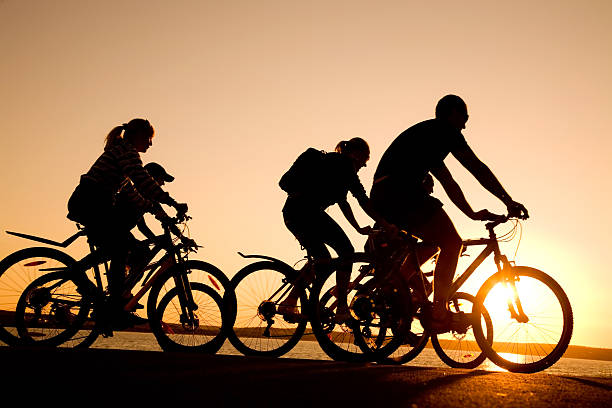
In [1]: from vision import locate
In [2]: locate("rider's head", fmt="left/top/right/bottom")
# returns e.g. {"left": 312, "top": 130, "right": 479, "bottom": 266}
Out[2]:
{"left": 435, "top": 95, "right": 469, "bottom": 131}
{"left": 105, "top": 118, "right": 155, "bottom": 153}
{"left": 144, "top": 162, "right": 174, "bottom": 186}
{"left": 335, "top": 137, "right": 370, "bottom": 171}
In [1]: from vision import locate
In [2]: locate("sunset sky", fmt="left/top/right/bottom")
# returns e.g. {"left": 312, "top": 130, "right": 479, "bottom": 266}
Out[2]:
{"left": 1, "top": 1, "right": 610, "bottom": 348}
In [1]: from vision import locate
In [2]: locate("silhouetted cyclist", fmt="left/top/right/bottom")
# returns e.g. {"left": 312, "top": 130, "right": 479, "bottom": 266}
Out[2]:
{"left": 370, "top": 95, "right": 528, "bottom": 333}
{"left": 279, "top": 138, "right": 397, "bottom": 322}
{"left": 67, "top": 119, "right": 188, "bottom": 327}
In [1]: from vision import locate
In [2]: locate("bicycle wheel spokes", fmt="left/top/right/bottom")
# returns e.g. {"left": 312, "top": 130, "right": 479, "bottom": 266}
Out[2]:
{"left": 431, "top": 292, "right": 491, "bottom": 369}
{"left": 475, "top": 267, "right": 573, "bottom": 373}
{"left": 311, "top": 255, "right": 387, "bottom": 362}
{"left": 228, "top": 262, "right": 307, "bottom": 357}
{"left": 380, "top": 317, "right": 429, "bottom": 365}
{"left": 16, "top": 272, "right": 90, "bottom": 346}
{"left": 0, "top": 248, "right": 80, "bottom": 345}
{"left": 155, "top": 282, "right": 224, "bottom": 352}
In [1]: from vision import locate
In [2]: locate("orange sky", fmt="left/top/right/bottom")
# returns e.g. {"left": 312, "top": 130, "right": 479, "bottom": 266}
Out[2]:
{"left": 1, "top": 1, "right": 611, "bottom": 348}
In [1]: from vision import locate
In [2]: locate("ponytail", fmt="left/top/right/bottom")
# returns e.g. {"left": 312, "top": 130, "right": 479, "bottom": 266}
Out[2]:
{"left": 335, "top": 137, "right": 369, "bottom": 156}
{"left": 103, "top": 119, "right": 153, "bottom": 150}
{"left": 104, "top": 125, "right": 125, "bottom": 150}
{"left": 335, "top": 140, "right": 349, "bottom": 154}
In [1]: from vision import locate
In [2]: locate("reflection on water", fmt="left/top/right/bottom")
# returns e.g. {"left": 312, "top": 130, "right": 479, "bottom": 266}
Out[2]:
{"left": 73, "top": 331, "right": 612, "bottom": 378}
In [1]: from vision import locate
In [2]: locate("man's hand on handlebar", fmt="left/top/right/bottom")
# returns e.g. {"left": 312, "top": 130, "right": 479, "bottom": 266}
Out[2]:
{"left": 180, "top": 236, "right": 198, "bottom": 250}
{"left": 173, "top": 202, "right": 188, "bottom": 218}
{"left": 507, "top": 200, "right": 529, "bottom": 220}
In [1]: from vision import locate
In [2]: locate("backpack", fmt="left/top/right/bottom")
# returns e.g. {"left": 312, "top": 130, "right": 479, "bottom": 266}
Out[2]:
{"left": 279, "top": 148, "right": 327, "bottom": 194}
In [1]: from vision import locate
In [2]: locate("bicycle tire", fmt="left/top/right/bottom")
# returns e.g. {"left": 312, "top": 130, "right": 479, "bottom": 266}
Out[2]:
{"left": 430, "top": 292, "right": 492, "bottom": 369}
{"left": 352, "top": 277, "right": 429, "bottom": 365}
{"left": 149, "top": 282, "right": 224, "bottom": 352}
{"left": 147, "top": 260, "right": 231, "bottom": 353}
{"left": 225, "top": 261, "right": 308, "bottom": 357}
{"left": 15, "top": 271, "right": 91, "bottom": 347}
{"left": 472, "top": 266, "right": 573, "bottom": 373}
{"left": 0, "top": 247, "right": 78, "bottom": 345}
{"left": 310, "top": 253, "right": 393, "bottom": 362}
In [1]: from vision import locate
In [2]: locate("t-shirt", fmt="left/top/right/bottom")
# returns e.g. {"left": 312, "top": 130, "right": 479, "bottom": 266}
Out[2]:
{"left": 373, "top": 119, "right": 469, "bottom": 193}
{"left": 286, "top": 151, "right": 368, "bottom": 211}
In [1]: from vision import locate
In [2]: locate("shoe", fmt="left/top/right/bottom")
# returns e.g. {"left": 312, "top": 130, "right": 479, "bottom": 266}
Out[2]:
{"left": 113, "top": 311, "right": 148, "bottom": 330}
{"left": 122, "top": 294, "right": 144, "bottom": 311}
{"left": 76, "top": 279, "right": 97, "bottom": 298}
{"left": 334, "top": 306, "right": 353, "bottom": 324}
{"left": 396, "top": 318, "right": 419, "bottom": 345}
{"left": 448, "top": 311, "right": 470, "bottom": 334}
{"left": 427, "top": 311, "right": 470, "bottom": 334}
{"left": 277, "top": 304, "right": 304, "bottom": 324}
{"left": 421, "top": 303, "right": 451, "bottom": 334}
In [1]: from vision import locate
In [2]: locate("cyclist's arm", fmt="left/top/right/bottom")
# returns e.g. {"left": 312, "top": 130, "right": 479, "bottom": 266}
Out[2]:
{"left": 338, "top": 200, "right": 364, "bottom": 232}
{"left": 453, "top": 146, "right": 528, "bottom": 217}
{"left": 349, "top": 179, "right": 398, "bottom": 234}
{"left": 452, "top": 146, "right": 513, "bottom": 204}
{"left": 136, "top": 217, "right": 156, "bottom": 241}
{"left": 431, "top": 163, "right": 479, "bottom": 219}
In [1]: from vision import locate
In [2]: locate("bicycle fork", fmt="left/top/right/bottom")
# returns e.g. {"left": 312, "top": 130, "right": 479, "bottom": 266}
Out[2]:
{"left": 173, "top": 270, "right": 199, "bottom": 330}
{"left": 498, "top": 256, "right": 529, "bottom": 324}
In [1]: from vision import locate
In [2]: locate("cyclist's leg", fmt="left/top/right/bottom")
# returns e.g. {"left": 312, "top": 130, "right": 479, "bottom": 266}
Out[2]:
{"left": 410, "top": 206, "right": 463, "bottom": 322}
{"left": 281, "top": 206, "right": 330, "bottom": 312}
{"left": 317, "top": 214, "right": 355, "bottom": 318}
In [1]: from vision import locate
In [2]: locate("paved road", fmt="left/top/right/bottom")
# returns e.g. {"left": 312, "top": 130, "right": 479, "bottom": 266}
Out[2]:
{"left": 1, "top": 347, "right": 610, "bottom": 407}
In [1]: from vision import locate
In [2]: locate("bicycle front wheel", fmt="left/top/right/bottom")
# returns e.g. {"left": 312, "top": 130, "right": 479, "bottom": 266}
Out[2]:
{"left": 227, "top": 261, "right": 308, "bottom": 357}
{"left": 473, "top": 266, "right": 573, "bottom": 373}
{"left": 430, "top": 292, "right": 492, "bottom": 369}
{"left": 147, "top": 261, "right": 230, "bottom": 353}
{"left": 149, "top": 282, "right": 224, "bottom": 352}
{"left": 15, "top": 271, "right": 91, "bottom": 347}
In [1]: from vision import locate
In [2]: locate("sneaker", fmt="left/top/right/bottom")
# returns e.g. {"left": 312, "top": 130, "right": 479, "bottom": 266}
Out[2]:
{"left": 448, "top": 311, "right": 470, "bottom": 334}
{"left": 334, "top": 306, "right": 353, "bottom": 324}
{"left": 277, "top": 304, "right": 304, "bottom": 324}
{"left": 122, "top": 294, "right": 144, "bottom": 311}
{"left": 76, "top": 279, "right": 97, "bottom": 298}
{"left": 113, "top": 311, "right": 148, "bottom": 330}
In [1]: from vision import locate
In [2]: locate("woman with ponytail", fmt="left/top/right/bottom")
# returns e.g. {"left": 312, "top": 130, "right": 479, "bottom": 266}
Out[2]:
{"left": 278, "top": 137, "right": 397, "bottom": 322}
{"left": 67, "top": 118, "right": 188, "bottom": 326}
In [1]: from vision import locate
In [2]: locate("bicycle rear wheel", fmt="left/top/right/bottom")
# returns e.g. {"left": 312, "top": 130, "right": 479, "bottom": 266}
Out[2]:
{"left": 15, "top": 271, "right": 91, "bottom": 347}
{"left": 473, "top": 266, "right": 573, "bottom": 373}
{"left": 430, "top": 292, "right": 492, "bottom": 369}
{"left": 310, "top": 254, "right": 396, "bottom": 362}
{"left": 226, "top": 261, "right": 308, "bottom": 357}
{"left": 0, "top": 247, "right": 77, "bottom": 345}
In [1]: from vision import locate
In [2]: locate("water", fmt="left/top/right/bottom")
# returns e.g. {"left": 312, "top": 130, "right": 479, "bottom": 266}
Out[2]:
{"left": 87, "top": 331, "right": 612, "bottom": 378}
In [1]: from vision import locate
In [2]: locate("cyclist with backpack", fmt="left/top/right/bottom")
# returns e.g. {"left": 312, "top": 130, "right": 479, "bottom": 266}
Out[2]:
{"left": 278, "top": 137, "right": 397, "bottom": 322}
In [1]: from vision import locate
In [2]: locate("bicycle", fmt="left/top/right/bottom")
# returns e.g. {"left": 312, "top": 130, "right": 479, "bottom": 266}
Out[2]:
{"left": 223, "top": 251, "right": 387, "bottom": 360}
{"left": 338, "top": 214, "right": 573, "bottom": 373}
{"left": 328, "top": 227, "right": 492, "bottom": 368}
{"left": 10, "top": 213, "right": 234, "bottom": 353}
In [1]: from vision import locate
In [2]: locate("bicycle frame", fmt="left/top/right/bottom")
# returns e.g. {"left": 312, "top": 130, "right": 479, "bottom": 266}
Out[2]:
{"left": 446, "top": 224, "right": 528, "bottom": 323}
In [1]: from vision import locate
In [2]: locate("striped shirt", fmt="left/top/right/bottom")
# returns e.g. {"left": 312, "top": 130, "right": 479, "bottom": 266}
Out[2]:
{"left": 81, "top": 139, "right": 173, "bottom": 206}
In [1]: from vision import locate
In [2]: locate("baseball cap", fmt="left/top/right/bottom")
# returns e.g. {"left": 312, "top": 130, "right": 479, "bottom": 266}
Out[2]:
{"left": 144, "top": 162, "right": 174, "bottom": 182}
